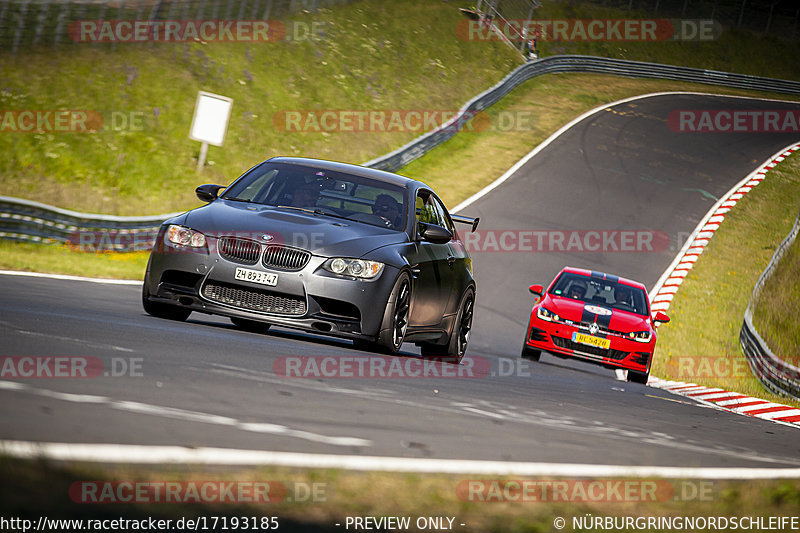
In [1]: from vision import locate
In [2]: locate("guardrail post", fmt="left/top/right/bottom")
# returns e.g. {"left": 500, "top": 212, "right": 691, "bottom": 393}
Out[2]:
{"left": 794, "top": 8, "right": 799, "bottom": 41}
{"left": 12, "top": 0, "right": 29, "bottom": 54}
{"left": 737, "top": 0, "right": 747, "bottom": 28}
{"left": 32, "top": 0, "right": 48, "bottom": 46}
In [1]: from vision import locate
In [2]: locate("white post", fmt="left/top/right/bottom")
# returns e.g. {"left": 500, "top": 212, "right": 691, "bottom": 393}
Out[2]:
{"left": 197, "top": 142, "right": 209, "bottom": 172}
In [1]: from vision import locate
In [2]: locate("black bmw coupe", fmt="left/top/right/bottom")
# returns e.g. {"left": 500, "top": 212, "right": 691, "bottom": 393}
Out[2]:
{"left": 143, "top": 157, "right": 479, "bottom": 361}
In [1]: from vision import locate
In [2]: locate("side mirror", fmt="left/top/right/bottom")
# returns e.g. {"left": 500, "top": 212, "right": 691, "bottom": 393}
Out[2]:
{"left": 529, "top": 284, "right": 544, "bottom": 296}
{"left": 196, "top": 184, "right": 226, "bottom": 203}
{"left": 419, "top": 223, "right": 452, "bottom": 244}
{"left": 653, "top": 311, "right": 670, "bottom": 325}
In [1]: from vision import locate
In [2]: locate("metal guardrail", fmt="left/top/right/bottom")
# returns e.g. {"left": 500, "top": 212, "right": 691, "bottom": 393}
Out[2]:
{"left": 0, "top": 196, "right": 179, "bottom": 251}
{"left": 3, "top": 55, "right": 800, "bottom": 250}
{"left": 364, "top": 55, "right": 800, "bottom": 172}
{"left": 740, "top": 211, "right": 800, "bottom": 400}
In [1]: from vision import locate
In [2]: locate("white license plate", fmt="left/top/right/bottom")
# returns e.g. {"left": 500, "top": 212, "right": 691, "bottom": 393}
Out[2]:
{"left": 235, "top": 267, "right": 278, "bottom": 286}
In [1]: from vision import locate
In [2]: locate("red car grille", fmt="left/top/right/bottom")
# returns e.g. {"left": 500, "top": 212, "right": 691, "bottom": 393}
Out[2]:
{"left": 552, "top": 336, "right": 629, "bottom": 360}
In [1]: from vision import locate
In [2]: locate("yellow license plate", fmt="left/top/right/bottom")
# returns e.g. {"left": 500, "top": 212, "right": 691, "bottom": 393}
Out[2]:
{"left": 572, "top": 332, "right": 610, "bottom": 350}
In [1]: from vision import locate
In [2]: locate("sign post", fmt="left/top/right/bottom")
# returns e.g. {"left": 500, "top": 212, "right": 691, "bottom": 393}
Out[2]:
{"left": 189, "top": 91, "right": 233, "bottom": 172}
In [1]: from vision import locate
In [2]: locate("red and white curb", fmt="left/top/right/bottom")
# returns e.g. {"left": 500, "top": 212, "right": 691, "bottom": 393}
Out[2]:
{"left": 649, "top": 377, "right": 800, "bottom": 429}
{"left": 648, "top": 141, "right": 800, "bottom": 429}
{"left": 650, "top": 142, "right": 800, "bottom": 312}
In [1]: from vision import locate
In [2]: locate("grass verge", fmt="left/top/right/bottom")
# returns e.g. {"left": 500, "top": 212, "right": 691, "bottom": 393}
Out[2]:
{"left": 2, "top": 457, "right": 800, "bottom": 532}
{"left": 652, "top": 151, "right": 800, "bottom": 406}
{"left": 0, "top": 241, "right": 148, "bottom": 280}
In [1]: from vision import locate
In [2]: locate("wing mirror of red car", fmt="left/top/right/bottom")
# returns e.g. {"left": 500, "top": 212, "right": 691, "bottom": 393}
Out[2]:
{"left": 196, "top": 184, "right": 226, "bottom": 203}
{"left": 653, "top": 311, "right": 670, "bottom": 325}
{"left": 529, "top": 284, "right": 544, "bottom": 297}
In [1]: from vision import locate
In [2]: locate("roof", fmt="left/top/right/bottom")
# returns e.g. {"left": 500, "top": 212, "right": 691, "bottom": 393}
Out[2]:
{"left": 267, "top": 156, "right": 423, "bottom": 189}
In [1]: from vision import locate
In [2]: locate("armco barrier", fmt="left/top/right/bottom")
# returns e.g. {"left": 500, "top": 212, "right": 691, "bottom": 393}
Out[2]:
{"left": 740, "top": 211, "right": 800, "bottom": 400}
{"left": 364, "top": 55, "right": 800, "bottom": 172}
{"left": 3, "top": 55, "right": 800, "bottom": 249}
{"left": 0, "top": 196, "right": 179, "bottom": 250}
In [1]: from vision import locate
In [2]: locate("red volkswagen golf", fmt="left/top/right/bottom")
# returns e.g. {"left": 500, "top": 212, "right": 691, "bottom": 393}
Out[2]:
{"left": 521, "top": 267, "right": 669, "bottom": 384}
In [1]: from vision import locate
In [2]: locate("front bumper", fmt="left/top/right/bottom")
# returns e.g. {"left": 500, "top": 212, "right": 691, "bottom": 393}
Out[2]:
{"left": 144, "top": 236, "right": 399, "bottom": 340}
{"left": 525, "top": 314, "right": 652, "bottom": 372}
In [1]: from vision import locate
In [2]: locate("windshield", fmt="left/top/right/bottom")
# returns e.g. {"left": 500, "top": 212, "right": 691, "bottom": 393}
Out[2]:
{"left": 550, "top": 272, "right": 649, "bottom": 316}
{"left": 222, "top": 162, "right": 408, "bottom": 231}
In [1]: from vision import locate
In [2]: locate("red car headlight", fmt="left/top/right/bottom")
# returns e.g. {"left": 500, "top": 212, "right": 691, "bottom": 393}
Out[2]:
{"left": 628, "top": 330, "right": 652, "bottom": 343}
{"left": 536, "top": 306, "right": 560, "bottom": 322}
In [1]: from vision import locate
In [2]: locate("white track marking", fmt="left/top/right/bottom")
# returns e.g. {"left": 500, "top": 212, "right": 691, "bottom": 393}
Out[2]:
{"left": 0, "top": 380, "right": 371, "bottom": 448}
{"left": 2, "top": 440, "right": 799, "bottom": 478}
{"left": 0, "top": 270, "right": 141, "bottom": 285}
{"left": 14, "top": 329, "right": 134, "bottom": 353}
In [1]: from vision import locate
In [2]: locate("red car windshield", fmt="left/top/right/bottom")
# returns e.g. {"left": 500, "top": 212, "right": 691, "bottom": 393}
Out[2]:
{"left": 550, "top": 273, "right": 649, "bottom": 316}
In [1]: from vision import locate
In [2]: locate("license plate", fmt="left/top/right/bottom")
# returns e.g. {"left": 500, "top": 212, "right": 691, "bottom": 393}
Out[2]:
{"left": 572, "top": 332, "right": 610, "bottom": 350}
{"left": 235, "top": 267, "right": 278, "bottom": 286}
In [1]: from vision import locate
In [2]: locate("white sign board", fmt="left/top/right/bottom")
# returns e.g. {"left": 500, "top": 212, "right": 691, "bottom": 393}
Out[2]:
{"left": 190, "top": 91, "right": 233, "bottom": 147}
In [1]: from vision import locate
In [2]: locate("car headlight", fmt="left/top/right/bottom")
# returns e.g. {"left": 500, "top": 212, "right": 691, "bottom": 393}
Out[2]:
{"left": 323, "top": 258, "right": 384, "bottom": 279}
{"left": 166, "top": 225, "right": 207, "bottom": 248}
{"left": 537, "top": 306, "right": 559, "bottom": 322}
{"left": 628, "top": 330, "right": 652, "bottom": 343}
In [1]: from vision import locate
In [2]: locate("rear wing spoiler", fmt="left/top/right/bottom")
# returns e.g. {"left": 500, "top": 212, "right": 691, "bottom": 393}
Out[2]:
{"left": 451, "top": 214, "right": 480, "bottom": 232}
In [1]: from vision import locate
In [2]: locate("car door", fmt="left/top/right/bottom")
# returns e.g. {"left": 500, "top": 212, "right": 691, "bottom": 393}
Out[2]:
{"left": 406, "top": 191, "right": 457, "bottom": 328}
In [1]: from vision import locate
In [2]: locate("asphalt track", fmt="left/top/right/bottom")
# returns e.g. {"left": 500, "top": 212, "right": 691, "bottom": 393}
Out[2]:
{"left": 2, "top": 93, "right": 800, "bottom": 470}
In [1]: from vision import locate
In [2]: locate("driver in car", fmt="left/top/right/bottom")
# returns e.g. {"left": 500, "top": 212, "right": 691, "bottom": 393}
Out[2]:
{"left": 372, "top": 194, "right": 402, "bottom": 229}
{"left": 291, "top": 180, "right": 321, "bottom": 208}
{"left": 568, "top": 280, "right": 587, "bottom": 300}
{"left": 614, "top": 285, "right": 632, "bottom": 307}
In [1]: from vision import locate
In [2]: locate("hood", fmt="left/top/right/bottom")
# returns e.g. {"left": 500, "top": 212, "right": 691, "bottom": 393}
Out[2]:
{"left": 185, "top": 200, "right": 408, "bottom": 257}
{"left": 541, "top": 294, "right": 651, "bottom": 332}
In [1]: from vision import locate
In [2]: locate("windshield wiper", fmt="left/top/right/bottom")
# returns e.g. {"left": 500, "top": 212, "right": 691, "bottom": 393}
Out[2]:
{"left": 224, "top": 197, "right": 253, "bottom": 203}
{"left": 313, "top": 208, "right": 353, "bottom": 222}
{"left": 275, "top": 205, "right": 315, "bottom": 214}
{"left": 275, "top": 205, "right": 352, "bottom": 223}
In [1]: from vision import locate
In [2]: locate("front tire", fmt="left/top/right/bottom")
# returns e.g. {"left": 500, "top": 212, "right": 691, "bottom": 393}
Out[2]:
{"left": 377, "top": 272, "right": 411, "bottom": 354}
{"left": 627, "top": 369, "right": 649, "bottom": 384}
{"left": 521, "top": 345, "right": 541, "bottom": 362}
{"left": 142, "top": 276, "right": 191, "bottom": 321}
